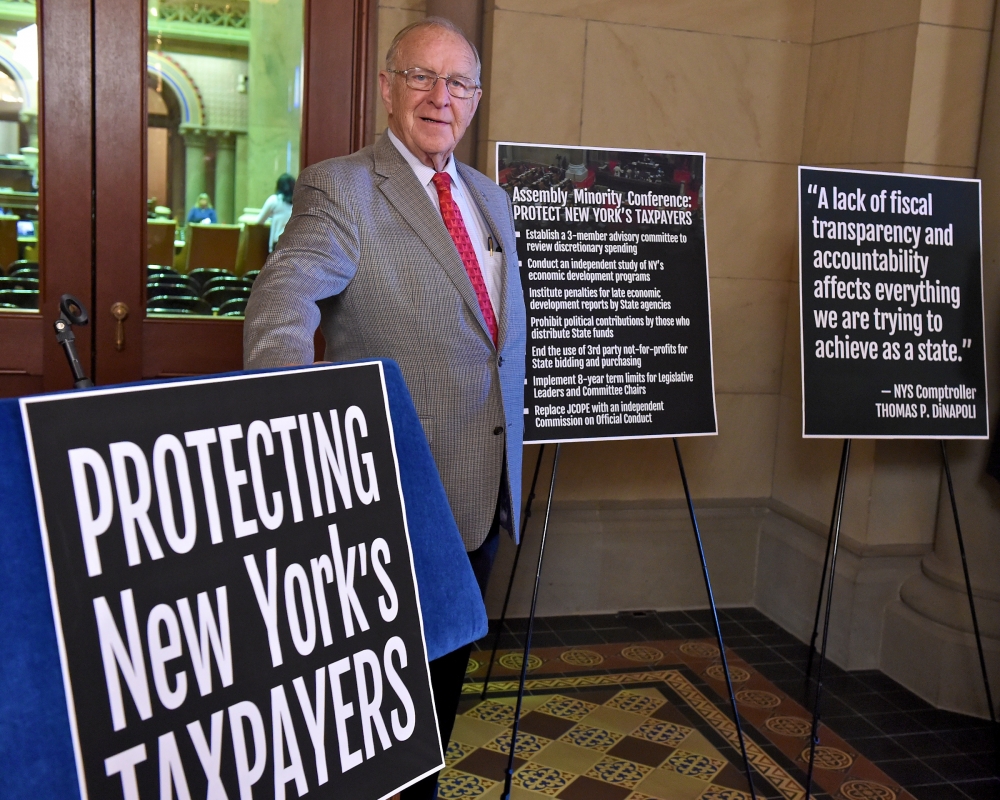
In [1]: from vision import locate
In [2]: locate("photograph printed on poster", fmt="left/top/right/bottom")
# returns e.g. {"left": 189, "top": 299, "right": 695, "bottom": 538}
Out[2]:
{"left": 497, "top": 142, "right": 717, "bottom": 443}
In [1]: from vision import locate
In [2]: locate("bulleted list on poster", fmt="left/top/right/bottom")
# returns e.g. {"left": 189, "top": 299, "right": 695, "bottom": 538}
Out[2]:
{"left": 497, "top": 142, "right": 717, "bottom": 443}
{"left": 20, "top": 363, "right": 442, "bottom": 800}
{"left": 799, "top": 166, "right": 988, "bottom": 438}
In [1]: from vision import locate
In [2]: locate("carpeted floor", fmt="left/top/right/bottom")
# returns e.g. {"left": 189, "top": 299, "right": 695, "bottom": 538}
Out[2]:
{"left": 446, "top": 609, "right": 997, "bottom": 800}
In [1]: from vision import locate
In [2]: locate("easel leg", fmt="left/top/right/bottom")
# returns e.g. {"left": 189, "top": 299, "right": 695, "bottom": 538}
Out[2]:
{"left": 501, "top": 444, "right": 561, "bottom": 800}
{"left": 481, "top": 444, "right": 547, "bottom": 699}
{"left": 940, "top": 440, "right": 997, "bottom": 723}
{"left": 805, "top": 440, "right": 850, "bottom": 691}
{"left": 806, "top": 439, "right": 851, "bottom": 800}
{"left": 673, "top": 438, "right": 757, "bottom": 800}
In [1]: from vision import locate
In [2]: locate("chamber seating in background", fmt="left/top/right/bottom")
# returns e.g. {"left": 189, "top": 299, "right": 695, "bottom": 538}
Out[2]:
{"left": 236, "top": 222, "right": 270, "bottom": 276}
{"left": 147, "top": 219, "right": 177, "bottom": 268}
{"left": 0, "top": 274, "right": 38, "bottom": 291}
{"left": 0, "top": 256, "right": 39, "bottom": 308}
{"left": 187, "top": 268, "right": 230, "bottom": 293}
{"left": 147, "top": 282, "right": 197, "bottom": 298}
{"left": 0, "top": 288, "right": 38, "bottom": 309}
{"left": 203, "top": 282, "right": 251, "bottom": 311}
{"left": 147, "top": 264, "right": 178, "bottom": 279}
{"left": 8, "top": 260, "right": 37, "bottom": 277}
{"left": 183, "top": 223, "right": 240, "bottom": 274}
{"left": 218, "top": 296, "right": 249, "bottom": 316}
{"left": 145, "top": 266, "right": 253, "bottom": 316}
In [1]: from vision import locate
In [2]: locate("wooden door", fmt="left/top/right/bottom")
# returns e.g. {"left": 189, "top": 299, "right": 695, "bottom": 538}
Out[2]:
{"left": 0, "top": 0, "right": 375, "bottom": 398}
{"left": 0, "top": 0, "right": 94, "bottom": 397}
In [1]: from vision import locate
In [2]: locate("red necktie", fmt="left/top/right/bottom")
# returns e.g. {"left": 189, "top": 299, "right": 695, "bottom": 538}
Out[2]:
{"left": 431, "top": 171, "right": 498, "bottom": 345}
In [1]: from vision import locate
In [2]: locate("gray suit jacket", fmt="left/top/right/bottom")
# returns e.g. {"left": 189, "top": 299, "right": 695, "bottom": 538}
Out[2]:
{"left": 243, "top": 134, "right": 526, "bottom": 551}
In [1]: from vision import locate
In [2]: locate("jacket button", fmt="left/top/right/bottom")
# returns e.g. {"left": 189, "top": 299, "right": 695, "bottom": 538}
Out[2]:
{"left": 493, "top": 426, "right": 504, "bottom": 435}
{"left": 497, "top": 355, "right": 504, "bottom": 367}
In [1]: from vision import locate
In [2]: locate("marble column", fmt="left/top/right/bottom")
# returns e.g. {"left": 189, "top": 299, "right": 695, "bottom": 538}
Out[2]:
{"left": 234, "top": 133, "right": 249, "bottom": 219}
{"left": 246, "top": 0, "right": 303, "bottom": 207}
{"left": 182, "top": 129, "right": 208, "bottom": 220}
{"left": 882, "top": 11, "right": 1000, "bottom": 718}
{"left": 565, "top": 150, "right": 587, "bottom": 183}
{"left": 214, "top": 133, "right": 236, "bottom": 224}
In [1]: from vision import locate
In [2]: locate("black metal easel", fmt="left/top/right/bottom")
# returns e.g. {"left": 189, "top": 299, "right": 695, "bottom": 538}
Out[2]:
{"left": 802, "top": 438, "right": 996, "bottom": 799}
{"left": 497, "top": 440, "right": 759, "bottom": 800}
{"left": 804, "top": 440, "right": 851, "bottom": 685}
{"left": 673, "top": 438, "right": 758, "bottom": 800}
{"left": 481, "top": 444, "right": 546, "bottom": 699}
{"left": 501, "top": 444, "right": 561, "bottom": 800}
{"left": 939, "top": 440, "right": 996, "bottom": 724}
{"left": 803, "top": 439, "right": 851, "bottom": 800}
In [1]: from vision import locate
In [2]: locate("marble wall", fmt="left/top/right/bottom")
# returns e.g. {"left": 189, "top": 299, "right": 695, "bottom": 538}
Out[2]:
{"left": 482, "top": 2, "right": 811, "bottom": 503}
{"left": 373, "top": 0, "right": 1000, "bottom": 715}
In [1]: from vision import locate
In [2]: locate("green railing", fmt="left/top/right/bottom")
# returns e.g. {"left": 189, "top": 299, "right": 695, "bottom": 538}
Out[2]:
{"left": 155, "top": 1, "right": 248, "bottom": 30}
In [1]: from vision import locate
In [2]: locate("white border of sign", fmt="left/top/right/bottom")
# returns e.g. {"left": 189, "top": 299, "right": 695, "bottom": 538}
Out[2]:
{"left": 497, "top": 140, "right": 719, "bottom": 444}
{"left": 19, "top": 362, "right": 444, "bottom": 800}
{"left": 798, "top": 165, "right": 989, "bottom": 440}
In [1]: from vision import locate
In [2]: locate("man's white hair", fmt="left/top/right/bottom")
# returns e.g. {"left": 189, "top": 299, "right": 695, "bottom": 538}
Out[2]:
{"left": 385, "top": 16, "right": 481, "bottom": 81}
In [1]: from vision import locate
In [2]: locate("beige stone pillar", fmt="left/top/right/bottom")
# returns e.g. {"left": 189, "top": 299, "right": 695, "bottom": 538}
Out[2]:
{"left": 214, "top": 132, "right": 236, "bottom": 224}
{"left": 182, "top": 129, "right": 208, "bottom": 220}
{"left": 883, "top": 5, "right": 1000, "bottom": 718}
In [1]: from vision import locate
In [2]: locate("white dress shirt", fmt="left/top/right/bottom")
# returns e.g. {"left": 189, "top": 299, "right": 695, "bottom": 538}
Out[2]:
{"left": 387, "top": 129, "right": 502, "bottom": 316}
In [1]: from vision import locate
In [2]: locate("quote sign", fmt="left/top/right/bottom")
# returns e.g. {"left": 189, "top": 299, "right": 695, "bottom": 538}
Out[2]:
{"left": 799, "top": 166, "right": 988, "bottom": 438}
{"left": 21, "top": 363, "right": 441, "bottom": 800}
{"left": 497, "top": 142, "right": 717, "bottom": 443}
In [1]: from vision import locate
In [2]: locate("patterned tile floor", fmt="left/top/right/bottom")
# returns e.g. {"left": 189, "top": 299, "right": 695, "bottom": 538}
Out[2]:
{"left": 447, "top": 684, "right": 762, "bottom": 800}
{"left": 462, "top": 608, "right": 997, "bottom": 800}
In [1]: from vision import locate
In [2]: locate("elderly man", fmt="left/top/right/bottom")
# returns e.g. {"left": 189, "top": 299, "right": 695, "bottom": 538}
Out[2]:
{"left": 243, "top": 17, "right": 525, "bottom": 797}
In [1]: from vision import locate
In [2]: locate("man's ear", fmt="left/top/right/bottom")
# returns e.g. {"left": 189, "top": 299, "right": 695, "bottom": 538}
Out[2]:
{"left": 378, "top": 71, "right": 393, "bottom": 116}
{"left": 470, "top": 88, "right": 482, "bottom": 118}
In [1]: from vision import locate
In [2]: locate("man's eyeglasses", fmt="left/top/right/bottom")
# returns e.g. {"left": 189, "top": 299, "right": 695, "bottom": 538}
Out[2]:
{"left": 387, "top": 67, "right": 480, "bottom": 99}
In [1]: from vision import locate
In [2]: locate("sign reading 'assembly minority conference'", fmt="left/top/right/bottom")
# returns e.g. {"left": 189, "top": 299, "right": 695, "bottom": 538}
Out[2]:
{"left": 21, "top": 364, "right": 441, "bottom": 800}
{"left": 799, "top": 166, "right": 988, "bottom": 438}
{"left": 498, "top": 142, "right": 717, "bottom": 443}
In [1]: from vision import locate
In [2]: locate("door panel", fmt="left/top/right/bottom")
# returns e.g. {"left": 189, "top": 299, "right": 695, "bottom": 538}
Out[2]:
{"left": 0, "top": 0, "right": 93, "bottom": 397}
{"left": 94, "top": 0, "right": 145, "bottom": 386}
{"left": 142, "top": 316, "right": 242, "bottom": 377}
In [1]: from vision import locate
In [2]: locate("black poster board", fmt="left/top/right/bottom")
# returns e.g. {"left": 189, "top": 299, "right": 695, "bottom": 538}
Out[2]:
{"left": 20, "top": 363, "right": 442, "bottom": 800}
{"left": 799, "top": 167, "right": 988, "bottom": 438}
{"left": 497, "top": 142, "right": 717, "bottom": 443}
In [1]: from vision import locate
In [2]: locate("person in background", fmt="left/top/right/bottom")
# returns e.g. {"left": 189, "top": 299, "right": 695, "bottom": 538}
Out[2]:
{"left": 256, "top": 173, "right": 295, "bottom": 251}
{"left": 187, "top": 193, "right": 217, "bottom": 224}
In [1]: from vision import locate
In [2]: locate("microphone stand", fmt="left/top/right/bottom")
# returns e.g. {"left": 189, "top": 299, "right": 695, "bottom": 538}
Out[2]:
{"left": 53, "top": 294, "right": 93, "bottom": 388}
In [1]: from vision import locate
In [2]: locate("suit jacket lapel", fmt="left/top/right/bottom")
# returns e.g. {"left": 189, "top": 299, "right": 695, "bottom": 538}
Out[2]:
{"left": 373, "top": 136, "right": 495, "bottom": 348}
{"left": 458, "top": 162, "right": 518, "bottom": 352}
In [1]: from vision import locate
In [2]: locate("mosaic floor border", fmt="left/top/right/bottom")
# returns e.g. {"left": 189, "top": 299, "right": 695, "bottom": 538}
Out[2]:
{"left": 457, "top": 639, "right": 917, "bottom": 800}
